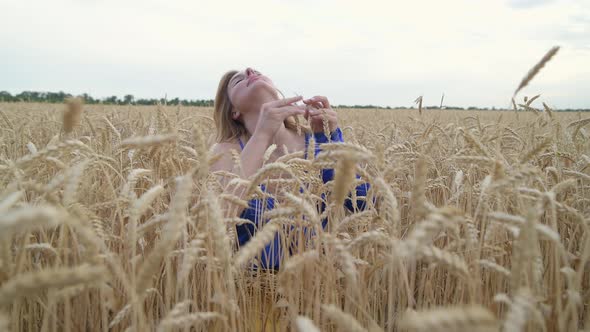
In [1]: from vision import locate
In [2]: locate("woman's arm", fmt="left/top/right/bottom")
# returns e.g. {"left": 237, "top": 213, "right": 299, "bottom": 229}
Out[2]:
{"left": 239, "top": 131, "right": 274, "bottom": 179}
{"left": 211, "top": 97, "right": 309, "bottom": 217}
{"left": 212, "top": 143, "right": 284, "bottom": 270}
{"left": 210, "top": 135, "right": 271, "bottom": 220}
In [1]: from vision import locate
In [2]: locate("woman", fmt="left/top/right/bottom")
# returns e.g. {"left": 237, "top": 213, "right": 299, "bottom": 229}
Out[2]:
{"left": 210, "top": 67, "right": 371, "bottom": 270}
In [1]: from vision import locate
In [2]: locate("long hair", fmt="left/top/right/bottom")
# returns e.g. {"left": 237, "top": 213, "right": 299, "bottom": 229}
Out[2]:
{"left": 213, "top": 70, "right": 310, "bottom": 144}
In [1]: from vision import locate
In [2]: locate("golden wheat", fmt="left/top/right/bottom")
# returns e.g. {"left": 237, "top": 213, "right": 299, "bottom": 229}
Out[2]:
{"left": 0, "top": 94, "right": 588, "bottom": 332}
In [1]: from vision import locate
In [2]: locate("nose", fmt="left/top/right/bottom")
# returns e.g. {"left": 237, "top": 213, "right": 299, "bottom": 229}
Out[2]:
{"left": 246, "top": 67, "right": 254, "bottom": 76}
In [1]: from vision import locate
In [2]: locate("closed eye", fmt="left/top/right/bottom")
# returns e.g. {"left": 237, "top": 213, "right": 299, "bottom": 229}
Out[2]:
{"left": 232, "top": 75, "right": 245, "bottom": 87}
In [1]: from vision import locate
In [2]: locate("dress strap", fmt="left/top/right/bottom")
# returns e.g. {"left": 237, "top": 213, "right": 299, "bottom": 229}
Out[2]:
{"left": 238, "top": 137, "right": 244, "bottom": 150}
{"left": 304, "top": 131, "right": 310, "bottom": 159}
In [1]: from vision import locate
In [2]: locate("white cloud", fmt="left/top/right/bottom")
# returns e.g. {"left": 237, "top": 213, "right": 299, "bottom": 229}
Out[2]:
{"left": 0, "top": 0, "right": 588, "bottom": 108}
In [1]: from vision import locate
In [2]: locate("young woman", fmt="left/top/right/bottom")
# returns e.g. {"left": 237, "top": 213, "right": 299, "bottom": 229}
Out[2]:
{"left": 210, "top": 67, "right": 371, "bottom": 270}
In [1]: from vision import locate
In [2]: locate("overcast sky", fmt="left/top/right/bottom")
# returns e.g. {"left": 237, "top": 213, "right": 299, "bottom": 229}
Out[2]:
{"left": 1, "top": 0, "right": 589, "bottom": 108}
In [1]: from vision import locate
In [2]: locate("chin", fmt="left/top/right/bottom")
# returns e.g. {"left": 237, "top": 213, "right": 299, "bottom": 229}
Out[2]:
{"left": 249, "top": 80, "right": 277, "bottom": 96}
{"left": 249, "top": 79, "right": 272, "bottom": 89}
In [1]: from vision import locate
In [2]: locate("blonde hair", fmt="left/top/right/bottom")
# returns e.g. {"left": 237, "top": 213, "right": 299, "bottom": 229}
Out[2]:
{"left": 213, "top": 70, "right": 310, "bottom": 144}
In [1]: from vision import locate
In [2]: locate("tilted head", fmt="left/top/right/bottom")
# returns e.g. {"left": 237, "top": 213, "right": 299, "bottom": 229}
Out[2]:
{"left": 213, "top": 67, "right": 303, "bottom": 143}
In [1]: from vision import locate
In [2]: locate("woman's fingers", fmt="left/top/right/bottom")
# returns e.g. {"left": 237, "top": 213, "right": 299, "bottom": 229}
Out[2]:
{"left": 279, "top": 105, "right": 307, "bottom": 118}
{"left": 309, "top": 113, "right": 335, "bottom": 121}
{"left": 273, "top": 104, "right": 306, "bottom": 114}
{"left": 272, "top": 96, "right": 303, "bottom": 107}
{"left": 277, "top": 104, "right": 307, "bottom": 112}
{"left": 302, "top": 99, "right": 322, "bottom": 109}
{"left": 308, "top": 108, "right": 326, "bottom": 114}
{"left": 304, "top": 96, "right": 330, "bottom": 109}
{"left": 309, "top": 111, "right": 337, "bottom": 127}
{"left": 306, "top": 108, "right": 336, "bottom": 117}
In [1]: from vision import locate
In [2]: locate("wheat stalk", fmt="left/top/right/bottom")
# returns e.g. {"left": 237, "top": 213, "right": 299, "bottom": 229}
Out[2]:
{"left": 399, "top": 305, "right": 498, "bottom": 332}
{"left": 295, "top": 316, "right": 321, "bottom": 332}
{"left": 234, "top": 222, "right": 280, "bottom": 268}
{"left": 63, "top": 97, "right": 84, "bottom": 134}
{"left": 0, "top": 265, "right": 106, "bottom": 307}
{"left": 513, "top": 46, "right": 560, "bottom": 99}
{"left": 121, "top": 134, "right": 177, "bottom": 147}
{"left": 322, "top": 304, "right": 368, "bottom": 332}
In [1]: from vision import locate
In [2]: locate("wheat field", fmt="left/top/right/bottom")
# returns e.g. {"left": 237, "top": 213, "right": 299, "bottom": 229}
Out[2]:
{"left": 0, "top": 100, "right": 588, "bottom": 332}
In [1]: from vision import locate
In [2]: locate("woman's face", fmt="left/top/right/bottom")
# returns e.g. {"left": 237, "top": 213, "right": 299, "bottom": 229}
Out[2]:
{"left": 227, "top": 67, "right": 276, "bottom": 117}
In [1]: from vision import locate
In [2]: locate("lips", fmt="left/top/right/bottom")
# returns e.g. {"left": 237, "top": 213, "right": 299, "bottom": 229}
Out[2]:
{"left": 247, "top": 75, "right": 261, "bottom": 87}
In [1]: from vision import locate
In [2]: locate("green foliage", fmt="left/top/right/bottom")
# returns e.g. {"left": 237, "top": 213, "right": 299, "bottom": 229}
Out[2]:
{"left": 0, "top": 91, "right": 588, "bottom": 111}
{"left": 0, "top": 91, "right": 214, "bottom": 107}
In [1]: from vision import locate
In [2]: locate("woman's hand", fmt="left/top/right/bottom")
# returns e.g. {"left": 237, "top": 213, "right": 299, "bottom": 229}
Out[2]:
{"left": 255, "top": 96, "right": 307, "bottom": 140}
{"left": 302, "top": 96, "right": 338, "bottom": 133}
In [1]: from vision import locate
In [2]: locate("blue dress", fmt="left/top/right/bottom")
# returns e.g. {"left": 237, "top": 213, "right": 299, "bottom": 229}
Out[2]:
{"left": 236, "top": 127, "right": 371, "bottom": 270}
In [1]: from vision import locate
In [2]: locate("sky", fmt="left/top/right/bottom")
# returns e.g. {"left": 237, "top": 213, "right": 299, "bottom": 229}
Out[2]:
{"left": 1, "top": 0, "right": 589, "bottom": 108}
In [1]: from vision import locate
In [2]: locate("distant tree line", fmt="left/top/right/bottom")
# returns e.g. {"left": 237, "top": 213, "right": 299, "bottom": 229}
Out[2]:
{"left": 0, "top": 91, "right": 214, "bottom": 107}
{"left": 1, "top": 91, "right": 588, "bottom": 111}
{"left": 334, "top": 104, "right": 395, "bottom": 109}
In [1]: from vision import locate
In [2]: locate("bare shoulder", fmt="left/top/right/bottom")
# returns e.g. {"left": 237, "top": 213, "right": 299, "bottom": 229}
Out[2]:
{"left": 209, "top": 140, "right": 241, "bottom": 172}
{"left": 210, "top": 140, "right": 241, "bottom": 156}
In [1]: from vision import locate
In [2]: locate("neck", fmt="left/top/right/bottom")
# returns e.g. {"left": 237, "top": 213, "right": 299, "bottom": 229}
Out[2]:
{"left": 239, "top": 92, "right": 292, "bottom": 145}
